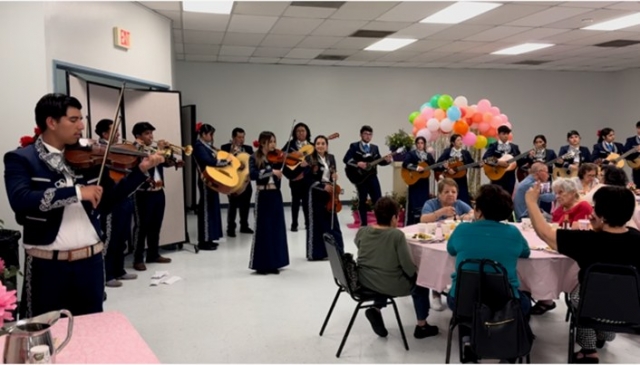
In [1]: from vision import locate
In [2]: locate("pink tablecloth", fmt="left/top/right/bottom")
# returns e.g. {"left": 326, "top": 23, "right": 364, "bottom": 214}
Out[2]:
{"left": 0, "top": 311, "right": 159, "bottom": 364}
{"left": 403, "top": 224, "right": 579, "bottom": 301}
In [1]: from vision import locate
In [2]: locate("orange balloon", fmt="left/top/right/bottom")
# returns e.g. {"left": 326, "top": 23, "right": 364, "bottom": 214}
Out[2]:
{"left": 471, "top": 112, "right": 483, "bottom": 124}
{"left": 413, "top": 115, "right": 427, "bottom": 130}
{"left": 483, "top": 112, "right": 493, "bottom": 123}
{"left": 453, "top": 121, "right": 469, "bottom": 136}
{"left": 486, "top": 127, "right": 497, "bottom": 138}
{"left": 413, "top": 126, "right": 419, "bottom": 136}
{"left": 434, "top": 109, "right": 446, "bottom": 121}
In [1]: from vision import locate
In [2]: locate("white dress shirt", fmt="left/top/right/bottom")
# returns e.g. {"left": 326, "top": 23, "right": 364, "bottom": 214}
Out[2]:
{"left": 318, "top": 155, "right": 331, "bottom": 182}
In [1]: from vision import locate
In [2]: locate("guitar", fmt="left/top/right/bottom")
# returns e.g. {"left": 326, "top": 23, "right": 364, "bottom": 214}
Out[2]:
{"left": 401, "top": 159, "right": 451, "bottom": 185}
{"left": 229, "top": 152, "right": 251, "bottom": 195}
{"left": 285, "top": 132, "right": 339, "bottom": 170}
{"left": 517, "top": 151, "right": 576, "bottom": 181}
{"left": 483, "top": 150, "right": 532, "bottom": 181}
{"left": 552, "top": 150, "right": 583, "bottom": 179}
{"left": 595, "top": 147, "right": 640, "bottom": 169}
{"left": 435, "top": 159, "right": 485, "bottom": 180}
{"left": 202, "top": 150, "right": 242, "bottom": 195}
{"left": 345, "top": 147, "right": 404, "bottom": 185}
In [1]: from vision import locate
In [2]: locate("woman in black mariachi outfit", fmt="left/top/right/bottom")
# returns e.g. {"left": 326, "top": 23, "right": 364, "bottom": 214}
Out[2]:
{"left": 306, "top": 135, "right": 344, "bottom": 261}
{"left": 282, "top": 122, "right": 311, "bottom": 231}
{"left": 402, "top": 136, "right": 435, "bottom": 225}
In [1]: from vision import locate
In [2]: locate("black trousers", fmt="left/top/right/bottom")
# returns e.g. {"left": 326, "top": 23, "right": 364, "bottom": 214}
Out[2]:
{"left": 357, "top": 176, "right": 382, "bottom": 226}
{"left": 289, "top": 179, "right": 309, "bottom": 229}
{"left": 24, "top": 252, "right": 104, "bottom": 317}
{"left": 133, "top": 190, "right": 166, "bottom": 263}
{"left": 633, "top": 168, "right": 640, "bottom": 187}
{"left": 227, "top": 184, "right": 253, "bottom": 231}
{"left": 104, "top": 198, "right": 133, "bottom": 281}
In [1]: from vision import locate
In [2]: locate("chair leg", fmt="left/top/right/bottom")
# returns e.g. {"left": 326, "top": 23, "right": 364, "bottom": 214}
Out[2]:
{"left": 526, "top": 353, "right": 531, "bottom": 363}
{"left": 319, "top": 287, "right": 343, "bottom": 336}
{"left": 336, "top": 302, "right": 362, "bottom": 358}
{"left": 390, "top": 298, "right": 409, "bottom": 351}
{"left": 568, "top": 321, "right": 576, "bottom": 363}
{"left": 445, "top": 319, "right": 456, "bottom": 363}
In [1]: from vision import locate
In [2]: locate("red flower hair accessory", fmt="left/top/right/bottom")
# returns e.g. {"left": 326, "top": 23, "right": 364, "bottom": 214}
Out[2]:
{"left": 195, "top": 122, "right": 203, "bottom": 133}
{"left": 596, "top": 130, "right": 601, "bottom": 137}
{"left": 34, "top": 127, "right": 42, "bottom": 136}
{"left": 252, "top": 140, "right": 259, "bottom": 148}
{"left": 19, "top": 126, "right": 42, "bottom": 147}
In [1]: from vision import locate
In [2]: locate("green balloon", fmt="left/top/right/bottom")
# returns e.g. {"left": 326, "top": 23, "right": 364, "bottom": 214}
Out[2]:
{"left": 487, "top": 137, "right": 497, "bottom": 145}
{"left": 429, "top": 94, "right": 441, "bottom": 108}
{"left": 438, "top": 94, "right": 454, "bottom": 110}
{"left": 409, "top": 111, "right": 420, "bottom": 124}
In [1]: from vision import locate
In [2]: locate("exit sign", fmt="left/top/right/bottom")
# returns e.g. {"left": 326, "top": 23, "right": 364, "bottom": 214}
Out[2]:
{"left": 113, "top": 27, "right": 131, "bottom": 50}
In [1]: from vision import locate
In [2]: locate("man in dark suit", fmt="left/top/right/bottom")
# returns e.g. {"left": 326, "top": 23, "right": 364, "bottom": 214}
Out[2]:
{"left": 3, "top": 93, "right": 163, "bottom": 317}
{"left": 482, "top": 125, "right": 524, "bottom": 196}
{"left": 555, "top": 130, "right": 592, "bottom": 177}
{"left": 220, "top": 127, "right": 254, "bottom": 237}
{"left": 343, "top": 125, "right": 392, "bottom": 226}
{"left": 624, "top": 121, "right": 640, "bottom": 187}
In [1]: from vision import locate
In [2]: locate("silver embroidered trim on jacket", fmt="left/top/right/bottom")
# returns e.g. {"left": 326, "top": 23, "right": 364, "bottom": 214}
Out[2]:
{"left": 39, "top": 188, "right": 78, "bottom": 212}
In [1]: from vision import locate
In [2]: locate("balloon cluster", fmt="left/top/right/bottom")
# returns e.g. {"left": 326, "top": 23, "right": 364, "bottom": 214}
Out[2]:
{"left": 408, "top": 94, "right": 512, "bottom": 149}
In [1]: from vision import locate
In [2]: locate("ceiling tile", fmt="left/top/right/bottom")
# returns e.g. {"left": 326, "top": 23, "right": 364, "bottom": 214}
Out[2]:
{"left": 282, "top": 6, "right": 337, "bottom": 19}
{"left": 297, "top": 36, "right": 342, "bottom": 48}
{"left": 464, "top": 42, "right": 512, "bottom": 54}
{"left": 227, "top": 15, "right": 279, "bottom": 33}
{"left": 392, "top": 23, "right": 453, "bottom": 39}
{"left": 410, "top": 52, "right": 451, "bottom": 62}
{"left": 174, "top": 43, "right": 184, "bottom": 53}
{"left": 464, "top": 26, "right": 531, "bottom": 42}
{"left": 429, "top": 53, "right": 479, "bottom": 63}
{"left": 561, "top": 2, "right": 617, "bottom": 8}
{"left": 311, "top": 19, "right": 369, "bottom": 36}
{"left": 338, "top": 60, "right": 367, "bottom": 66}
{"left": 545, "top": 9, "right": 635, "bottom": 29}
{"left": 184, "top": 55, "right": 216, "bottom": 62}
{"left": 606, "top": 2, "right": 640, "bottom": 11}
{"left": 431, "top": 41, "right": 486, "bottom": 53}
{"left": 346, "top": 51, "right": 385, "bottom": 61}
{"left": 284, "top": 48, "right": 324, "bottom": 59}
{"left": 376, "top": 2, "right": 452, "bottom": 22}
{"left": 182, "top": 13, "right": 230, "bottom": 32}
{"left": 183, "top": 30, "right": 225, "bottom": 44}
{"left": 270, "top": 17, "right": 324, "bottom": 35}
{"left": 458, "top": 54, "right": 506, "bottom": 64}
{"left": 507, "top": 6, "right": 592, "bottom": 27}
{"left": 253, "top": 47, "right": 292, "bottom": 58}
{"left": 400, "top": 39, "right": 451, "bottom": 52}
{"left": 260, "top": 34, "right": 305, "bottom": 47}
{"left": 222, "top": 32, "right": 266, "bottom": 46}
{"left": 308, "top": 59, "right": 339, "bottom": 66}
{"left": 464, "top": 4, "right": 549, "bottom": 26}
{"left": 565, "top": 30, "right": 640, "bottom": 45}
{"left": 331, "top": 37, "right": 377, "bottom": 50}
{"left": 497, "top": 27, "right": 570, "bottom": 44}
{"left": 249, "top": 57, "right": 281, "bottom": 64}
{"left": 428, "top": 25, "right": 494, "bottom": 41}
{"left": 232, "top": 2, "right": 289, "bottom": 16}
{"left": 172, "top": 29, "right": 183, "bottom": 42}
{"left": 361, "top": 21, "right": 413, "bottom": 32}
{"left": 184, "top": 44, "right": 220, "bottom": 55}
{"left": 321, "top": 48, "right": 359, "bottom": 56}
{"left": 141, "top": 1, "right": 181, "bottom": 11}
{"left": 218, "top": 56, "right": 250, "bottom": 63}
{"left": 156, "top": 10, "right": 182, "bottom": 28}
{"left": 219, "top": 45, "right": 256, "bottom": 57}
{"left": 375, "top": 51, "right": 421, "bottom": 62}
{"left": 330, "top": 2, "right": 398, "bottom": 21}
{"left": 279, "top": 58, "right": 310, "bottom": 65}
{"left": 363, "top": 61, "right": 396, "bottom": 67}
{"left": 541, "top": 29, "right": 601, "bottom": 44}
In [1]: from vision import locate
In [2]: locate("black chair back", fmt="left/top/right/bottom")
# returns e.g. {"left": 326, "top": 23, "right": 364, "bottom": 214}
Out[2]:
{"left": 324, "top": 233, "right": 352, "bottom": 294}
{"left": 579, "top": 264, "right": 640, "bottom": 326}
{"left": 453, "top": 259, "right": 514, "bottom": 319}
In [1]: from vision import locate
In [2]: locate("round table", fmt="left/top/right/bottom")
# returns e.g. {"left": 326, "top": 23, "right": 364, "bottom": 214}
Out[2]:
{"left": 402, "top": 223, "right": 579, "bottom": 301}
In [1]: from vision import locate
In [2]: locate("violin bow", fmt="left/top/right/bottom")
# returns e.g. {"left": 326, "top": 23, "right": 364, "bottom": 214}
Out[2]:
{"left": 97, "top": 83, "right": 126, "bottom": 184}
{"left": 280, "top": 119, "right": 297, "bottom": 167}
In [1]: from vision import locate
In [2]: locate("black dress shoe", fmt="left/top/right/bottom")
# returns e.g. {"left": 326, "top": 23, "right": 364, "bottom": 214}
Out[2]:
{"left": 240, "top": 227, "right": 254, "bottom": 234}
{"left": 227, "top": 230, "right": 236, "bottom": 237}
{"left": 198, "top": 242, "right": 217, "bottom": 251}
{"left": 162, "top": 244, "right": 178, "bottom": 251}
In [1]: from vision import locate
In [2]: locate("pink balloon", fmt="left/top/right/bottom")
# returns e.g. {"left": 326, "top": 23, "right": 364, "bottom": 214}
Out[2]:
{"left": 421, "top": 107, "right": 434, "bottom": 120}
{"left": 500, "top": 113, "right": 509, "bottom": 123}
{"left": 478, "top": 122, "right": 490, "bottom": 133}
{"left": 490, "top": 116, "right": 502, "bottom": 128}
{"left": 489, "top": 106, "right": 500, "bottom": 116}
{"left": 504, "top": 121, "right": 512, "bottom": 129}
{"left": 427, "top": 118, "right": 440, "bottom": 132}
{"left": 477, "top": 99, "right": 492, "bottom": 113}
{"left": 417, "top": 128, "right": 431, "bottom": 141}
{"left": 429, "top": 130, "right": 440, "bottom": 141}
{"left": 462, "top": 132, "right": 477, "bottom": 147}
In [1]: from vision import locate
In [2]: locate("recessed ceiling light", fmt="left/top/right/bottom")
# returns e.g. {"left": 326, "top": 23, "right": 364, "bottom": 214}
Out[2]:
{"left": 420, "top": 2, "right": 502, "bottom": 24}
{"left": 365, "top": 38, "right": 417, "bottom": 52}
{"left": 182, "top": 1, "right": 234, "bottom": 14}
{"left": 582, "top": 12, "right": 640, "bottom": 31}
{"left": 492, "top": 43, "right": 554, "bottom": 55}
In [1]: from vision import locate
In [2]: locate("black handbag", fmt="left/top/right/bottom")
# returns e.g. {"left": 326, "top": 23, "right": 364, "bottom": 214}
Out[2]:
{"left": 471, "top": 260, "right": 534, "bottom": 360}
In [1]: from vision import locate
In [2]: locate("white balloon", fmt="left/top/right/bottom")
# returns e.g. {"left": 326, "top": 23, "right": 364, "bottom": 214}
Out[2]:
{"left": 454, "top": 96, "right": 468, "bottom": 107}
{"left": 416, "top": 128, "right": 431, "bottom": 141}
{"left": 440, "top": 118, "right": 453, "bottom": 133}
{"left": 426, "top": 118, "right": 440, "bottom": 132}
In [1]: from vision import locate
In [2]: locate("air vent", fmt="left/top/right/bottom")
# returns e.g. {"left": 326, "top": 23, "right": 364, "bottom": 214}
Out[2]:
{"left": 513, "top": 60, "right": 549, "bottom": 66}
{"left": 290, "top": 2, "right": 345, "bottom": 9}
{"left": 315, "top": 54, "right": 348, "bottom": 61}
{"left": 350, "top": 30, "right": 396, "bottom": 38}
{"left": 595, "top": 39, "right": 640, "bottom": 48}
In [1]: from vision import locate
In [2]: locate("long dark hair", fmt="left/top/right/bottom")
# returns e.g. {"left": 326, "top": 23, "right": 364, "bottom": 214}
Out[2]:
{"left": 198, "top": 123, "right": 215, "bottom": 137}
{"left": 309, "top": 135, "right": 329, "bottom": 166}
{"left": 449, "top": 134, "right": 461, "bottom": 148}
{"left": 415, "top": 136, "right": 426, "bottom": 151}
{"left": 255, "top": 131, "right": 275, "bottom": 168}
{"left": 533, "top": 134, "right": 547, "bottom": 147}
{"left": 291, "top": 122, "right": 311, "bottom": 143}
{"left": 597, "top": 128, "right": 614, "bottom": 143}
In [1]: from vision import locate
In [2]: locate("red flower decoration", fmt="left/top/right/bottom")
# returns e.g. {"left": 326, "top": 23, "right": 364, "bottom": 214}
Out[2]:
{"left": 195, "top": 122, "right": 203, "bottom": 133}
{"left": 596, "top": 130, "right": 601, "bottom": 137}
{"left": 252, "top": 140, "right": 259, "bottom": 148}
{"left": 34, "top": 127, "right": 42, "bottom": 136}
{"left": 19, "top": 136, "right": 34, "bottom": 147}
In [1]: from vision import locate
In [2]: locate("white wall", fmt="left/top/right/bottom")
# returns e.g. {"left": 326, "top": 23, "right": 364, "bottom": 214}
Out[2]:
{"left": 44, "top": 1, "right": 173, "bottom": 88}
{"left": 175, "top": 61, "right": 621, "bottom": 204}
{"left": 0, "top": 3, "right": 48, "bottom": 229}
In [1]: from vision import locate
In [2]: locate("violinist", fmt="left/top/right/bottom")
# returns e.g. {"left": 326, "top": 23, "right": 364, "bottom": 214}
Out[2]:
{"left": 3, "top": 93, "right": 164, "bottom": 317}
{"left": 131, "top": 122, "right": 178, "bottom": 271}
{"left": 220, "top": 127, "right": 254, "bottom": 237}
{"left": 248, "top": 131, "right": 289, "bottom": 275}
{"left": 403, "top": 136, "right": 436, "bottom": 224}
{"left": 94, "top": 119, "right": 137, "bottom": 288}
{"left": 306, "top": 135, "right": 344, "bottom": 261}
{"left": 282, "top": 122, "right": 311, "bottom": 232}
{"left": 192, "top": 123, "right": 228, "bottom": 251}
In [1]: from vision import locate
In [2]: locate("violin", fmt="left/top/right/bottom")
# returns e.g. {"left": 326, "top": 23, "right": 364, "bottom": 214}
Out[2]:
{"left": 326, "top": 166, "right": 342, "bottom": 214}
{"left": 267, "top": 149, "right": 285, "bottom": 164}
{"left": 65, "top": 140, "right": 154, "bottom": 182}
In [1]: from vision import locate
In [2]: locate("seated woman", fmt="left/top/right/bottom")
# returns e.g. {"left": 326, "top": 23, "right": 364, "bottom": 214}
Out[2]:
{"left": 355, "top": 197, "right": 439, "bottom": 340}
{"left": 572, "top": 163, "right": 599, "bottom": 196}
{"left": 582, "top": 165, "right": 637, "bottom": 230}
{"left": 420, "top": 178, "right": 474, "bottom": 223}
{"left": 551, "top": 178, "right": 593, "bottom": 226}
{"left": 526, "top": 185, "right": 640, "bottom": 363}
{"left": 447, "top": 184, "right": 531, "bottom": 363}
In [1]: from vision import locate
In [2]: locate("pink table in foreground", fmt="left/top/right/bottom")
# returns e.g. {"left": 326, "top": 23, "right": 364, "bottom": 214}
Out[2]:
{"left": 0, "top": 311, "right": 159, "bottom": 364}
{"left": 402, "top": 224, "right": 580, "bottom": 301}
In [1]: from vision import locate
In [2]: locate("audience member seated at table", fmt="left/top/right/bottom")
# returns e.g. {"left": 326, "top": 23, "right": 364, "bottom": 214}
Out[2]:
{"left": 526, "top": 184, "right": 640, "bottom": 364}
{"left": 355, "top": 197, "right": 439, "bottom": 340}
{"left": 582, "top": 165, "right": 627, "bottom": 205}
{"left": 513, "top": 162, "right": 554, "bottom": 221}
{"left": 572, "top": 163, "right": 600, "bottom": 196}
{"left": 551, "top": 178, "right": 593, "bottom": 226}
{"left": 446, "top": 184, "right": 532, "bottom": 362}
{"left": 420, "top": 178, "right": 474, "bottom": 223}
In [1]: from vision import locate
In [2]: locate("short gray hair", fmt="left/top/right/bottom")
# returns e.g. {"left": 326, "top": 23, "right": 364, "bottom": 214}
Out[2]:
{"left": 529, "top": 162, "right": 547, "bottom": 174}
{"left": 552, "top": 177, "right": 580, "bottom": 197}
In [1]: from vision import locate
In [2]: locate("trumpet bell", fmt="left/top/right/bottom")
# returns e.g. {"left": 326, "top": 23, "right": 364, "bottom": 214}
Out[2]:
{"left": 183, "top": 145, "right": 193, "bottom": 156}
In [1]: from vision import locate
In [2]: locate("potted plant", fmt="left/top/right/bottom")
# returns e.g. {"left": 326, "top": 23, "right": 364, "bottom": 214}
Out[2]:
{"left": 348, "top": 192, "right": 407, "bottom": 228}
{"left": 385, "top": 129, "right": 413, "bottom": 161}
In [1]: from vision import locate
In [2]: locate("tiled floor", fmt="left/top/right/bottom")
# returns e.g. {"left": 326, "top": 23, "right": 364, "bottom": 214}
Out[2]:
{"left": 104, "top": 209, "right": 639, "bottom": 363}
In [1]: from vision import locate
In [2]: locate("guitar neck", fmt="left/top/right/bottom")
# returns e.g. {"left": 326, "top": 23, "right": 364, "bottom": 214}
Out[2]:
{"left": 614, "top": 148, "right": 637, "bottom": 162}
{"left": 368, "top": 153, "right": 394, "bottom": 168}
{"left": 507, "top": 150, "right": 532, "bottom": 164}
